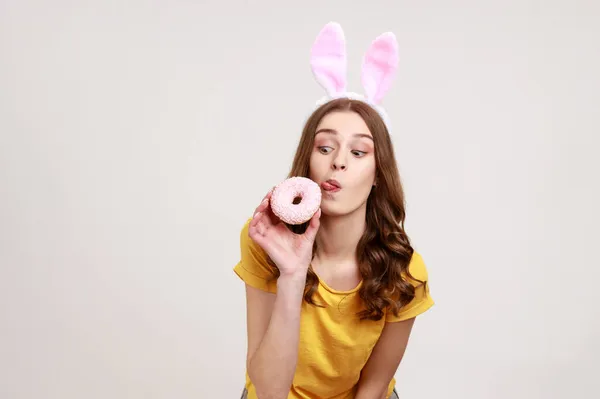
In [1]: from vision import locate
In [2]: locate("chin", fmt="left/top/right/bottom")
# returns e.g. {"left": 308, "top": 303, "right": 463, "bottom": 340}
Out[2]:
{"left": 319, "top": 201, "right": 344, "bottom": 217}
{"left": 319, "top": 201, "right": 365, "bottom": 218}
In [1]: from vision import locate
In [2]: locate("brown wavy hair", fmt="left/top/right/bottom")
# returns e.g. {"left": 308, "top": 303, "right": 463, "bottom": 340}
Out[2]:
{"left": 266, "top": 97, "right": 424, "bottom": 321}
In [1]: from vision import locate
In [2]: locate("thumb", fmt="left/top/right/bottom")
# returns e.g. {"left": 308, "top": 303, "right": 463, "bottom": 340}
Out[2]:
{"left": 304, "top": 208, "right": 321, "bottom": 241}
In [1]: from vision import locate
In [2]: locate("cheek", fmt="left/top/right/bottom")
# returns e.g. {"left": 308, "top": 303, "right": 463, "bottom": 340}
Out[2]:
{"left": 351, "top": 160, "right": 376, "bottom": 187}
{"left": 309, "top": 153, "right": 328, "bottom": 180}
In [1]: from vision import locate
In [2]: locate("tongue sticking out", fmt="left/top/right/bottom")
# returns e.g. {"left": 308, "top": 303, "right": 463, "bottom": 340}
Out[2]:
{"left": 321, "top": 181, "right": 339, "bottom": 191}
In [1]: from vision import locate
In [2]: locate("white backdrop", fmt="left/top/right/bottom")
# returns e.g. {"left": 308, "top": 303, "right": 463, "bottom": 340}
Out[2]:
{"left": 1, "top": 1, "right": 599, "bottom": 398}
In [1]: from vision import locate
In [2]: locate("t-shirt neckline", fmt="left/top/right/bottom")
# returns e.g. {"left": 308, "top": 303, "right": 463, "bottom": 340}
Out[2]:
{"left": 315, "top": 274, "right": 363, "bottom": 295}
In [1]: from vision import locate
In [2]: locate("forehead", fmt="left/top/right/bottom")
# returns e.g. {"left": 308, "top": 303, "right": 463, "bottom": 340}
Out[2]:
{"left": 315, "top": 110, "right": 372, "bottom": 138}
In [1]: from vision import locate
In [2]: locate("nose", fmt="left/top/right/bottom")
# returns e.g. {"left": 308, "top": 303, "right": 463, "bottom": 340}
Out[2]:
{"left": 332, "top": 149, "right": 347, "bottom": 171}
{"left": 332, "top": 158, "right": 346, "bottom": 170}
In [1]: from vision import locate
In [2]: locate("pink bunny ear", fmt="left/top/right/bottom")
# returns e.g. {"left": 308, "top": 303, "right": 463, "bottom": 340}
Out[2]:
{"left": 310, "top": 22, "right": 347, "bottom": 96}
{"left": 361, "top": 32, "right": 399, "bottom": 104}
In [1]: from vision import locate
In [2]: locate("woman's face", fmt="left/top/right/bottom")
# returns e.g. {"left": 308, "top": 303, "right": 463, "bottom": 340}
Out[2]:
{"left": 309, "top": 110, "right": 377, "bottom": 217}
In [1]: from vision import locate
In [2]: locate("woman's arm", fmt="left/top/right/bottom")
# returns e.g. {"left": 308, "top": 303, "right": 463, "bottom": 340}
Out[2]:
{"left": 245, "top": 271, "right": 307, "bottom": 399}
{"left": 355, "top": 317, "right": 417, "bottom": 399}
{"left": 242, "top": 189, "right": 321, "bottom": 399}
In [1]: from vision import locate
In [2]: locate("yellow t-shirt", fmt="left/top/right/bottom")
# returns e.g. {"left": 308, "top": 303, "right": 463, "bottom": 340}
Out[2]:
{"left": 233, "top": 218, "right": 434, "bottom": 399}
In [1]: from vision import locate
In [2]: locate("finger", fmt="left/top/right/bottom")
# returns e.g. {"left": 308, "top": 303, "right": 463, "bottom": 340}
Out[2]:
{"left": 251, "top": 204, "right": 276, "bottom": 234}
{"left": 249, "top": 211, "right": 261, "bottom": 231}
{"left": 252, "top": 186, "right": 276, "bottom": 221}
{"left": 250, "top": 213, "right": 268, "bottom": 239}
{"left": 264, "top": 200, "right": 283, "bottom": 226}
{"left": 253, "top": 196, "right": 270, "bottom": 218}
{"left": 262, "top": 186, "right": 275, "bottom": 203}
{"left": 248, "top": 228, "right": 271, "bottom": 256}
{"left": 260, "top": 200, "right": 278, "bottom": 230}
{"left": 263, "top": 187, "right": 284, "bottom": 226}
{"left": 248, "top": 219, "right": 266, "bottom": 246}
{"left": 253, "top": 185, "right": 274, "bottom": 211}
{"left": 250, "top": 205, "right": 268, "bottom": 228}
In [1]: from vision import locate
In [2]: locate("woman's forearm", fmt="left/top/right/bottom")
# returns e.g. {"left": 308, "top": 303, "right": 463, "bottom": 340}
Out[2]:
{"left": 247, "top": 271, "right": 306, "bottom": 399}
{"left": 355, "top": 387, "right": 389, "bottom": 399}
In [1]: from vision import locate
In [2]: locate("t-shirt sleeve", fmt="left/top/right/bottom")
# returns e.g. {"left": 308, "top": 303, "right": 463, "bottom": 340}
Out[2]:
{"left": 385, "top": 251, "right": 434, "bottom": 322}
{"left": 233, "top": 218, "right": 278, "bottom": 294}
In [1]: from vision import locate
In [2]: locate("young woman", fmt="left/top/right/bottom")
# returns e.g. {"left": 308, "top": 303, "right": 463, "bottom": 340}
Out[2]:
{"left": 233, "top": 23, "right": 434, "bottom": 399}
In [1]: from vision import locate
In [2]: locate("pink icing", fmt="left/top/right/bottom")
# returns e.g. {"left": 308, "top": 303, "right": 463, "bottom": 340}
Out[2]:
{"left": 270, "top": 177, "right": 322, "bottom": 225}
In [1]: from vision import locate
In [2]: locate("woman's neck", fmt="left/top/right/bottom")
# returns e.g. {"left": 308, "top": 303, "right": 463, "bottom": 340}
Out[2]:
{"left": 314, "top": 206, "right": 367, "bottom": 263}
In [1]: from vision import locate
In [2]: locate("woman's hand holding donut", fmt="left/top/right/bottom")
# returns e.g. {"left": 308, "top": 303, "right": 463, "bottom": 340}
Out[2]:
{"left": 248, "top": 189, "right": 321, "bottom": 277}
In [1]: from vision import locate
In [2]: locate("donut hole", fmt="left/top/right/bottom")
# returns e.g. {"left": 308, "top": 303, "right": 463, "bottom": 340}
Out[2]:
{"left": 292, "top": 195, "right": 303, "bottom": 205}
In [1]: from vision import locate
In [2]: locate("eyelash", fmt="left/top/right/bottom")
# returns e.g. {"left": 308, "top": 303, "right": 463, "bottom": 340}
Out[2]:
{"left": 317, "top": 146, "right": 367, "bottom": 157}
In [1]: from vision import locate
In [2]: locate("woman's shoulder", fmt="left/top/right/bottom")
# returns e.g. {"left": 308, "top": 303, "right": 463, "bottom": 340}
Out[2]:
{"left": 233, "top": 217, "right": 278, "bottom": 293}
{"left": 385, "top": 250, "right": 434, "bottom": 322}
{"left": 407, "top": 250, "right": 429, "bottom": 284}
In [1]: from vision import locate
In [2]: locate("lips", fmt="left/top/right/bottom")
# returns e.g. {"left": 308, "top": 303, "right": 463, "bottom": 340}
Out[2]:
{"left": 321, "top": 179, "right": 341, "bottom": 192}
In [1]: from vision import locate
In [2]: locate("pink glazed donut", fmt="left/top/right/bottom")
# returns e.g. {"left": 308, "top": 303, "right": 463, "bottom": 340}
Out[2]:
{"left": 270, "top": 177, "right": 322, "bottom": 225}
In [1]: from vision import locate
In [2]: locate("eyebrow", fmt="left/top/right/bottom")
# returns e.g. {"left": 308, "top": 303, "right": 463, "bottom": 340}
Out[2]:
{"left": 314, "top": 128, "right": 373, "bottom": 141}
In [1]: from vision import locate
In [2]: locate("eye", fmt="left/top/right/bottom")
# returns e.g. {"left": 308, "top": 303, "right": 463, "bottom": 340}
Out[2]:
{"left": 352, "top": 150, "right": 367, "bottom": 157}
{"left": 318, "top": 146, "right": 333, "bottom": 154}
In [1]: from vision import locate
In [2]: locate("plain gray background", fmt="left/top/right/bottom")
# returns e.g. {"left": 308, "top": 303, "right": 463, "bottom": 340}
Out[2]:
{"left": 1, "top": 0, "right": 599, "bottom": 398}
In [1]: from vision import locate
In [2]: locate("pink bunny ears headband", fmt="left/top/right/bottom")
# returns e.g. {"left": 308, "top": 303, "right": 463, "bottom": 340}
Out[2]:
{"left": 310, "top": 22, "right": 399, "bottom": 130}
